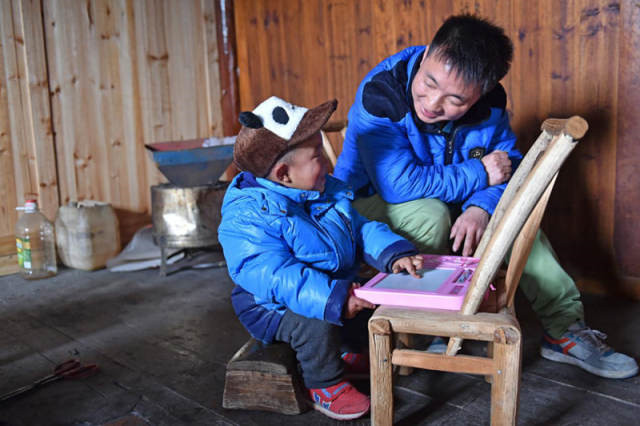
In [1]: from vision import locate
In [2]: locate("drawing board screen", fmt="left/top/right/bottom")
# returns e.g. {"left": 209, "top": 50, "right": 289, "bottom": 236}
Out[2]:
{"left": 373, "top": 268, "right": 454, "bottom": 292}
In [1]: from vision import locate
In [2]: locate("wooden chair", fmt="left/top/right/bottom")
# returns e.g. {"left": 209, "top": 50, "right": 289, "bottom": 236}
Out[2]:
{"left": 321, "top": 120, "right": 347, "bottom": 169}
{"left": 368, "top": 116, "right": 588, "bottom": 425}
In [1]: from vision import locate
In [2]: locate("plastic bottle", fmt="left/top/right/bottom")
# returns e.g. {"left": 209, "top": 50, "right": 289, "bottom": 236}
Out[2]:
{"left": 15, "top": 199, "right": 57, "bottom": 280}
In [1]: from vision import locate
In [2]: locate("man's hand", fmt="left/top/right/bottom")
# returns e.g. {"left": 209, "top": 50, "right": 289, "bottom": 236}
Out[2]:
{"left": 481, "top": 150, "right": 512, "bottom": 186}
{"left": 450, "top": 206, "right": 490, "bottom": 257}
{"left": 344, "top": 283, "right": 375, "bottom": 319}
{"left": 391, "top": 255, "right": 424, "bottom": 278}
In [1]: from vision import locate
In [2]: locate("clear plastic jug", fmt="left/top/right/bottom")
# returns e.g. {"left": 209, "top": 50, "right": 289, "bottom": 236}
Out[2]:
{"left": 15, "top": 199, "right": 57, "bottom": 279}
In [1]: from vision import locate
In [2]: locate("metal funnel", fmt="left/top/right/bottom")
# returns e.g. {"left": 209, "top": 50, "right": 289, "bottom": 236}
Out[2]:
{"left": 145, "top": 137, "right": 235, "bottom": 187}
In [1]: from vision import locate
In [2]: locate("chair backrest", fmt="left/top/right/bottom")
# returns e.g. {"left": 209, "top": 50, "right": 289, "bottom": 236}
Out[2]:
{"left": 446, "top": 116, "right": 588, "bottom": 355}
{"left": 321, "top": 120, "right": 347, "bottom": 169}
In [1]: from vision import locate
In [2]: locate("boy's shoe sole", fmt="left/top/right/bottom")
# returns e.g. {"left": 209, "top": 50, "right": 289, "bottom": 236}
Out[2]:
{"left": 310, "top": 402, "right": 369, "bottom": 421}
{"left": 540, "top": 347, "right": 639, "bottom": 379}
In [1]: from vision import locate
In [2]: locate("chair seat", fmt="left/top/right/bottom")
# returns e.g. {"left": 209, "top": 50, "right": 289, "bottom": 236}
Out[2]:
{"left": 371, "top": 305, "right": 519, "bottom": 342}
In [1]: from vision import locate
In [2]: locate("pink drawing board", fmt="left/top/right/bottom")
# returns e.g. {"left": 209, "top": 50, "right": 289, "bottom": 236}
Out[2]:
{"left": 354, "top": 254, "right": 483, "bottom": 310}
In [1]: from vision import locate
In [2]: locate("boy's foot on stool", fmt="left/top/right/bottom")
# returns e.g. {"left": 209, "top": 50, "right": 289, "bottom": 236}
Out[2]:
{"left": 540, "top": 321, "right": 639, "bottom": 379}
{"left": 341, "top": 352, "right": 369, "bottom": 380}
{"left": 308, "top": 381, "right": 370, "bottom": 420}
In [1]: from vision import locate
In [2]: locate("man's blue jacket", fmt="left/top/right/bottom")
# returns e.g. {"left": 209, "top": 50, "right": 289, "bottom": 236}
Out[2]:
{"left": 218, "top": 172, "right": 417, "bottom": 343}
{"left": 334, "top": 46, "right": 522, "bottom": 215}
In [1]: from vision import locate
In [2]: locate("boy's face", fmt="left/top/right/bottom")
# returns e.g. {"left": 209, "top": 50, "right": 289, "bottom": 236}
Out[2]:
{"left": 281, "top": 132, "right": 329, "bottom": 192}
{"left": 411, "top": 53, "right": 482, "bottom": 124}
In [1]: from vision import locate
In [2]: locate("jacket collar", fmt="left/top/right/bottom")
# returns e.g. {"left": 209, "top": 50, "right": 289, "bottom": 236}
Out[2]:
{"left": 232, "top": 172, "right": 354, "bottom": 214}
{"left": 255, "top": 176, "right": 323, "bottom": 203}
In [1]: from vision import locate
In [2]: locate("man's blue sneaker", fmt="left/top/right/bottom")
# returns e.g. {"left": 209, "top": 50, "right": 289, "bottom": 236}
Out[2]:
{"left": 540, "top": 321, "right": 639, "bottom": 379}
{"left": 427, "top": 336, "right": 447, "bottom": 354}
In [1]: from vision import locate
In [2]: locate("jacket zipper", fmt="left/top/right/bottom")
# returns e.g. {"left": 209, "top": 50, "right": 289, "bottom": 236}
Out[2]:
{"left": 308, "top": 205, "right": 343, "bottom": 271}
{"left": 444, "top": 122, "right": 480, "bottom": 165}
{"left": 444, "top": 127, "right": 459, "bottom": 165}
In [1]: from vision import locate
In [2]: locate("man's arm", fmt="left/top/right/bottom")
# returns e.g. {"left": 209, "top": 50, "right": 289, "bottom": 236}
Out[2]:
{"left": 453, "top": 112, "right": 522, "bottom": 256}
{"left": 351, "top": 116, "right": 489, "bottom": 204}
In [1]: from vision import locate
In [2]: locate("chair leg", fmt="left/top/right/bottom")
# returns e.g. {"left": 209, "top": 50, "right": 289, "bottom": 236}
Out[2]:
{"left": 490, "top": 327, "right": 522, "bottom": 426}
{"left": 485, "top": 342, "right": 494, "bottom": 383}
{"left": 370, "top": 318, "right": 394, "bottom": 426}
{"left": 395, "top": 333, "right": 413, "bottom": 376}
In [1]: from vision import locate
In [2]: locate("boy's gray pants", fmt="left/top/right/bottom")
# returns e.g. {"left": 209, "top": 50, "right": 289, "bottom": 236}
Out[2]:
{"left": 275, "top": 309, "right": 370, "bottom": 389}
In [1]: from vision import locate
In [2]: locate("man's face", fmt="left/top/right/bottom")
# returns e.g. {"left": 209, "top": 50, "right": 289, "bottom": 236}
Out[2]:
{"left": 285, "top": 132, "right": 328, "bottom": 192}
{"left": 411, "top": 53, "right": 483, "bottom": 124}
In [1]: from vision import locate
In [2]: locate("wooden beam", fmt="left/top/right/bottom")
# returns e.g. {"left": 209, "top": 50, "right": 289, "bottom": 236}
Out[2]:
{"left": 392, "top": 350, "right": 495, "bottom": 376}
{"left": 475, "top": 130, "right": 553, "bottom": 258}
{"left": 215, "top": 0, "right": 240, "bottom": 137}
{"left": 541, "top": 116, "right": 588, "bottom": 139}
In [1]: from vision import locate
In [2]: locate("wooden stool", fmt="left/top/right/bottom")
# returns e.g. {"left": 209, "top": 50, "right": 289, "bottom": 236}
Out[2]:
{"left": 222, "top": 338, "right": 309, "bottom": 415}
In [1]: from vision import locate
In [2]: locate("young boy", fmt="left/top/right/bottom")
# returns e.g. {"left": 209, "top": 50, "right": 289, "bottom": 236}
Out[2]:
{"left": 218, "top": 96, "right": 423, "bottom": 420}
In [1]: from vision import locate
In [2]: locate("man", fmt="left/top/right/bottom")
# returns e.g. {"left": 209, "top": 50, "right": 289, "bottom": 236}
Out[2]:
{"left": 334, "top": 14, "right": 637, "bottom": 379}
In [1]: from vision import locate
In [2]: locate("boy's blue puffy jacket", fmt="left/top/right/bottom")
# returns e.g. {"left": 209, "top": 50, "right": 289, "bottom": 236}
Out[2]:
{"left": 218, "top": 172, "right": 417, "bottom": 343}
{"left": 333, "top": 46, "right": 522, "bottom": 215}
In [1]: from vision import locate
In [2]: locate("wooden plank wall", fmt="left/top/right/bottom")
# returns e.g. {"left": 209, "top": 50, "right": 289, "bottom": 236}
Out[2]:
{"left": 234, "top": 0, "right": 640, "bottom": 298}
{"left": 615, "top": 1, "right": 640, "bottom": 287}
{"left": 44, "top": 0, "right": 225, "bottom": 241}
{"left": 0, "top": 0, "right": 57, "bottom": 274}
{"left": 0, "top": 0, "right": 224, "bottom": 273}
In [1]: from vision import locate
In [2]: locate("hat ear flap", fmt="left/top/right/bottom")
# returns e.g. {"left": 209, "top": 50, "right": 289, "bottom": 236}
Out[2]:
{"left": 239, "top": 111, "right": 263, "bottom": 129}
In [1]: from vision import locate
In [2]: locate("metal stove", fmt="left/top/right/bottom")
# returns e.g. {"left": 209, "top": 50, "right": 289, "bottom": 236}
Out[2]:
{"left": 146, "top": 137, "right": 235, "bottom": 275}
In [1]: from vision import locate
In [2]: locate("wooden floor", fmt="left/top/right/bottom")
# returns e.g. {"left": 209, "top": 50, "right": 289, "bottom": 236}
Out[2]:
{"left": 0, "top": 262, "right": 638, "bottom": 425}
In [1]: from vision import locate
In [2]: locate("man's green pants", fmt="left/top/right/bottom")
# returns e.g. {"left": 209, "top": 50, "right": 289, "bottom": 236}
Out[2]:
{"left": 354, "top": 195, "right": 584, "bottom": 338}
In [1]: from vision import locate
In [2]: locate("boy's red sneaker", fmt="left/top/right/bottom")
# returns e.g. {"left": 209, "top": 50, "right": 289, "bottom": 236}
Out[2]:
{"left": 341, "top": 352, "right": 370, "bottom": 379}
{"left": 308, "top": 380, "right": 370, "bottom": 420}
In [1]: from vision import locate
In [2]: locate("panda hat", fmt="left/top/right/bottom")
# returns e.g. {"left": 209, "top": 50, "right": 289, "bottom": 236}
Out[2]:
{"left": 233, "top": 96, "right": 338, "bottom": 177}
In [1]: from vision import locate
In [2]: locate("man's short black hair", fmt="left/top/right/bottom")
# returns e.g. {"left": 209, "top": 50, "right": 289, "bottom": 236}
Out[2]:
{"left": 427, "top": 14, "right": 513, "bottom": 94}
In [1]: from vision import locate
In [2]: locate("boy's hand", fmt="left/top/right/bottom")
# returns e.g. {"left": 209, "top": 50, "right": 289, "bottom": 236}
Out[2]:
{"left": 392, "top": 255, "right": 423, "bottom": 278}
{"left": 481, "top": 150, "right": 512, "bottom": 186}
{"left": 344, "top": 283, "right": 375, "bottom": 319}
